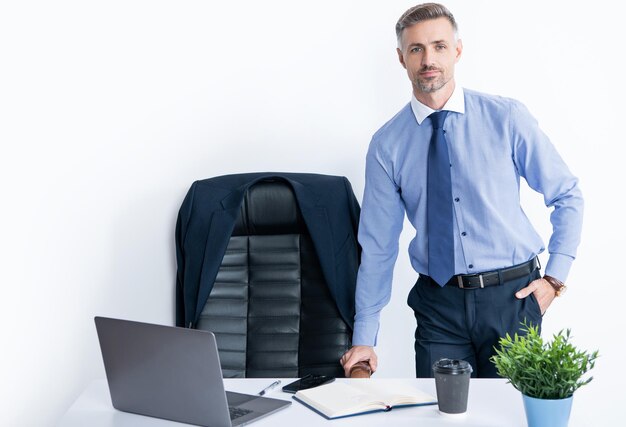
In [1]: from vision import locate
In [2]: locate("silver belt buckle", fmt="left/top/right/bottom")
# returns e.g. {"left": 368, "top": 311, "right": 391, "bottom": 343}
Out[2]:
{"left": 458, "top": 274, "right": 485, "bottom": 288}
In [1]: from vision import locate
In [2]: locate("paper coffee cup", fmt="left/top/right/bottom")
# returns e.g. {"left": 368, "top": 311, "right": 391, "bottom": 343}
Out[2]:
{"left": 432, "top": 358, "right": 473, "bottom": 414}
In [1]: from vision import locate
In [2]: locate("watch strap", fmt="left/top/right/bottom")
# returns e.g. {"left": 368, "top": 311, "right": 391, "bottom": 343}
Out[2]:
{"left": 544, "top": 275, "right": 566, "bottom": 296}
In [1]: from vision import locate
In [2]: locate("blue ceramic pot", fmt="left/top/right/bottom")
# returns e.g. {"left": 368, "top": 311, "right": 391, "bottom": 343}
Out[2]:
{"left": 522, "top": 394, "right": 573, "bottom": 427}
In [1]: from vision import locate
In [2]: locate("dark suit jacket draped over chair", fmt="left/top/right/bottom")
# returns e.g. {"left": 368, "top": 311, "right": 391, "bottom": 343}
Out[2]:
{"left": 175, "top": 172, "right": 361, "bottom": 334}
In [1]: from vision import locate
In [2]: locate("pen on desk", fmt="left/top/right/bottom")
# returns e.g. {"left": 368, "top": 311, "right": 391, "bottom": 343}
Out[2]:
{"left": 258, "top": 380, "right": 281, "bottom": 396}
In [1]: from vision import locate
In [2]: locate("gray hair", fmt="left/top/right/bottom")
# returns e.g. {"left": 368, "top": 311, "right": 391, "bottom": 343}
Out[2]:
{"left": 396, "top": 3, "right": 458, "bottom": 46}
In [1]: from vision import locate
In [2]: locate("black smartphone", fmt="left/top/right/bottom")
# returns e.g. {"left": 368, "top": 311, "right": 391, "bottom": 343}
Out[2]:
{"left": 281, "top": 374, "right": 335, "bottom": 393}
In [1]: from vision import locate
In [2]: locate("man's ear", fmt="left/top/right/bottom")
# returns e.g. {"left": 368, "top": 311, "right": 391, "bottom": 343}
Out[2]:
{"left": 455, "top": 38, "right": 463, "bottom": 63}
{"left": 397, "top": 48, "right": 407, "bottom": 69}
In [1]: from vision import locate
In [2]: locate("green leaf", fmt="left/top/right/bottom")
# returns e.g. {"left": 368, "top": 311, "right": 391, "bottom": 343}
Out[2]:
{"left": 491, "top": 321, "right": 599, "bottom": 399}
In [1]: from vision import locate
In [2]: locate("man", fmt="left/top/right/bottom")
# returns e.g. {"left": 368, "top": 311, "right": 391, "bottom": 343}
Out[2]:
{"left": 340, "top": 3, "right": 583, "bottom": 378}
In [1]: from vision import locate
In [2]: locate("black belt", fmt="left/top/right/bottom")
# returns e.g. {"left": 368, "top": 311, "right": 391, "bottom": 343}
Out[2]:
{"left": 426, "top": 258, "right": 539, "bottom": 289}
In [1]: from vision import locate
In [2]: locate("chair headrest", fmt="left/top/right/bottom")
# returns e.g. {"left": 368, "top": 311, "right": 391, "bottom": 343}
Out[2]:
{"left": 232, "top": 179, "right": 307, "bottom": 236}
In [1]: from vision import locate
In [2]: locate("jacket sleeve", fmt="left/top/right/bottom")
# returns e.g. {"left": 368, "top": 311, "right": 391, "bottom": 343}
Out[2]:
{"left": 175, "top": 182, "right": 196, "bottom": 327}
{"left": 343, "top": 176, "right": 362, "bottom": 262}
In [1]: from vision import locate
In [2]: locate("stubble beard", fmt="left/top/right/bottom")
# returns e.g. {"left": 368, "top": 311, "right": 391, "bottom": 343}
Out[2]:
{"left": 415, "top": 72, "right": 451, "bottom": 94}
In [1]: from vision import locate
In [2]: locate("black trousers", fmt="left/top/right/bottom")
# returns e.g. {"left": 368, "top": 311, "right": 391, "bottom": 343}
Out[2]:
{"left": 407, "top": 267, "right": 542, "bottom": 378}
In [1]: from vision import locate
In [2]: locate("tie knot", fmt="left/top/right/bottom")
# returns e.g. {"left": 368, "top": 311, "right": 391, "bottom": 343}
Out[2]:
{"left": 430, "top": 110, "right": 449, "bottom": 130}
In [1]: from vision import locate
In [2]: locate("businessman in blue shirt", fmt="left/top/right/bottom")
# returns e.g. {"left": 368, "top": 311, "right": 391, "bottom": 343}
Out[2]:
{"left": 341, "top": 3, "right": 583, "bottom": 378}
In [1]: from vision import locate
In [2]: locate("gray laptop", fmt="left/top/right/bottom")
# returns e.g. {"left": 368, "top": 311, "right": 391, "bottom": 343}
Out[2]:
{"left": 94, "top": 316, "right": 291, "bottom": 426}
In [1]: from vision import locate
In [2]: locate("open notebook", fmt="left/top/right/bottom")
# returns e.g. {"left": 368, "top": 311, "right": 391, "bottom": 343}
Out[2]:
{"left": 293, "top": 379, "right": 437, "bottom": 419}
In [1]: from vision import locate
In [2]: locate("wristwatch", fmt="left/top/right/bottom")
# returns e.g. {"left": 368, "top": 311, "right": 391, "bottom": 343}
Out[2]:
{"left": 543, "top": 275, "right": 567, "bottom": 297}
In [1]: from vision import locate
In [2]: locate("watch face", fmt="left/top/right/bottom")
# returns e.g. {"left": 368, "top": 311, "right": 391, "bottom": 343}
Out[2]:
{"left": 557, "top": 285, "right": 567, "bottom": 296}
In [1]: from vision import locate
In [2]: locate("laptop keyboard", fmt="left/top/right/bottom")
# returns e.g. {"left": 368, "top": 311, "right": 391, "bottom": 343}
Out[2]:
{"left": 229, "top": 406, "right": 253, "bottom": 420}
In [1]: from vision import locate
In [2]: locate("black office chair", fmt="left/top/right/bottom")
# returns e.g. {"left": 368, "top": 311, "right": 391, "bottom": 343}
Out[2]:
{"left": 194, "top": 178, "right": 355, "bottom": 378}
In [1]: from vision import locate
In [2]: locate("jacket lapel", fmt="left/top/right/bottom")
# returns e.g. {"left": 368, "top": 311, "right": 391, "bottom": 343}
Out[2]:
{"left": 194, "top": 191, "right": 243, "bottom": 325}
{"left": 289, "top": 180, "right": 337, "bottom": 294}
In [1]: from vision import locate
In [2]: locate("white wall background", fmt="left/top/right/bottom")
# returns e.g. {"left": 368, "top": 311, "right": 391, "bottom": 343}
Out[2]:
{"left": 1, "top": 0, "right": 624, "bottom": 425}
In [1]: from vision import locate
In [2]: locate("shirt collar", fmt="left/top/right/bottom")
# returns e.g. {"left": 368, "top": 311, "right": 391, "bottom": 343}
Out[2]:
{"left": 410, "top": 85, "right": 465, "bottom": 125}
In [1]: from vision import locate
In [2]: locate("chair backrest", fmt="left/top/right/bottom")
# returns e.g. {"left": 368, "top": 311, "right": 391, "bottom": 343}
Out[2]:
{"left": 195, "top": 178, "right": 352, "bottom": 378}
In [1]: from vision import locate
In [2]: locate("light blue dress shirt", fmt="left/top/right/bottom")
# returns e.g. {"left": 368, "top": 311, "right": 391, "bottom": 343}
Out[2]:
{"left": 353, "top": 87, "right": 584, "bottom": 346}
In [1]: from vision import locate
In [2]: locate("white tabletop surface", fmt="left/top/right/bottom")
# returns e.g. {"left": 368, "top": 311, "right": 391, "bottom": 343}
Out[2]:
{"left": 57, "top": 378, "right": 592, "bottom": 427}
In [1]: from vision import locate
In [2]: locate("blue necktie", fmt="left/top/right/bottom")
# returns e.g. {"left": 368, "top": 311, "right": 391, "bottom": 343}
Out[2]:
{"left": 427, "top": 111, "right": 455, "bottom": 286}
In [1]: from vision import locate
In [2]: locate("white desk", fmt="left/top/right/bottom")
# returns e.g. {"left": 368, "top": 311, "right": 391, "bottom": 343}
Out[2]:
{"left": 57, "top": 378, "right": 584, "bottom": 427}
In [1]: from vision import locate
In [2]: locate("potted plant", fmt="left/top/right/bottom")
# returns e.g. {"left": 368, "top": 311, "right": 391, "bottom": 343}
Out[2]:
{"left": 491, "top": 322, "right": 599, "bottom": 427}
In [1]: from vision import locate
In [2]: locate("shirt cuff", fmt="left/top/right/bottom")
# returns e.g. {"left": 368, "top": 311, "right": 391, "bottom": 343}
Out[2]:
{"left": 544, "top": 253, "right": 574, "bottom": 283}
{"left": 351, "top": 318, "right": 380, "bottom": 347}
